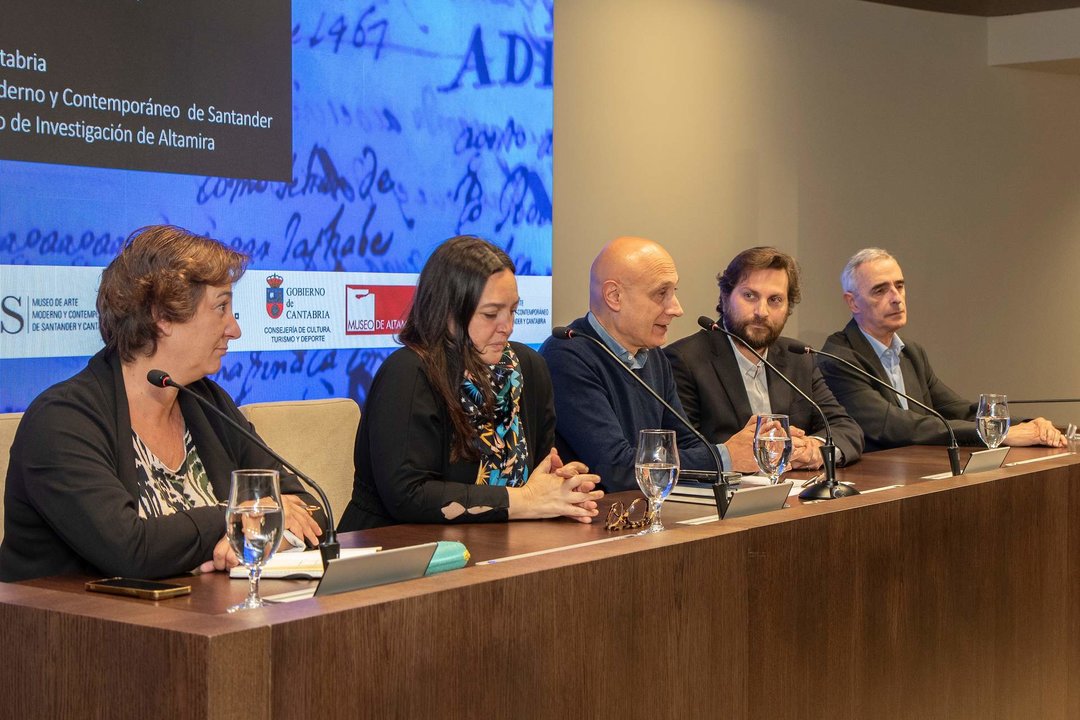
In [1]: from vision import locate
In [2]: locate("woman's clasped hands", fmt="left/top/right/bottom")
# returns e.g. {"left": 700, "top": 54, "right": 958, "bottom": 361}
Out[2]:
{"left": 509, "top": 448, "right": 604, "bottom": 523}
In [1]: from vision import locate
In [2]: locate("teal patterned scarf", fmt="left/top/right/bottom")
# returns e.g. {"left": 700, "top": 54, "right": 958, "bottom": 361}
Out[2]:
{"left": 460, "top": 344, "right": 530, "bottom": 487}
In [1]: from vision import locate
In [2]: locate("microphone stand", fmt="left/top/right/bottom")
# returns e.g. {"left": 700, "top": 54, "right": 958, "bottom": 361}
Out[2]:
{"left": 696, "top": 317, "right": 855, "bottom": 500}
{"left": 147, "top": 370, "right": 341, "bottom": 568}
{"left": 793, "top": 346, "right": 963, "bottom": 477}
{"left": 551, "top": 327, "right": 731, "bottom": 517}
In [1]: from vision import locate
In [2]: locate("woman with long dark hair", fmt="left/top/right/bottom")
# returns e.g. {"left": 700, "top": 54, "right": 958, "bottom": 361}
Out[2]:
{"left": 339, "top": 236, "right": 602, "bottom": 529}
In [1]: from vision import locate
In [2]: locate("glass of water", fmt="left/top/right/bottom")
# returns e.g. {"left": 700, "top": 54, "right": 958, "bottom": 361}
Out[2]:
{"left": 754, "top": 414, "right": 793, "bottom": 484}
{"left": 634, "top": 429, "right": 679, "bottom": 534}
{"left": 976, "top": 394, "right": 1010, "bottom": 449}
{"left": 226, "top": 469, "right": 284, "bottom": 612}
{"left": 1068, "top": 428, "right": 1080, "bottom": 455}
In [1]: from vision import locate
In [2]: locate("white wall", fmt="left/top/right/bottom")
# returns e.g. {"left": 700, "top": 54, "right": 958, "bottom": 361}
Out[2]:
{"left": 554, "top": 0, "right": 1080, "bottom": 423}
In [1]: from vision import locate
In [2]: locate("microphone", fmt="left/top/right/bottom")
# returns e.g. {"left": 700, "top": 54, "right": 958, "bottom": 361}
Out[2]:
{"left": 786, "top": 346, "right": 963, "bottom": 477}
{"left": 147, "top": 370, "right": 340, "bottom": 567}
{"left": 696, "top": 316, "right": 855, "bottom": 500}
{"left": 550, "top": 327, "right": 730, "bottom": 516}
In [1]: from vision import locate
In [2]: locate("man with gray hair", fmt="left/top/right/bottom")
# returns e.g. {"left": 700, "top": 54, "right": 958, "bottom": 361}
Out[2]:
{"left": 820, "top": 248, "right": 1064, "bottom": 451}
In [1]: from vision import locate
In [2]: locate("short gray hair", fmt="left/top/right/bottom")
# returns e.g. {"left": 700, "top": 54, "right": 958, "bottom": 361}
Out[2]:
{"left": 840, "top": 248, "right": 895, "bottom": 294}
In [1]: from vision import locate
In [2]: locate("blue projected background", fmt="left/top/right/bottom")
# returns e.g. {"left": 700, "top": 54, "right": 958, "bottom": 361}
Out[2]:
{"left": 0, "top": 0, "right": 554, "bottom": 412}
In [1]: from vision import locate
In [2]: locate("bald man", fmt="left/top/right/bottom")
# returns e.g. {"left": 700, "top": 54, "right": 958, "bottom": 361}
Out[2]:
{"left": 539, "top": 237, "right": 721, "bottom": 491}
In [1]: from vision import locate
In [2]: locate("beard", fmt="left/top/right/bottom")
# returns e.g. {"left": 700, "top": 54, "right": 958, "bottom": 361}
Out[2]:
{"left": 723, "top": 312, "right": 784, "bottom": 351}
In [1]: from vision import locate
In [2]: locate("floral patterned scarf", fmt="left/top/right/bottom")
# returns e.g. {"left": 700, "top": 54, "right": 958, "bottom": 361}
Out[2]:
{"left": 460, "top": 344, "right": 530, "bottom": 487}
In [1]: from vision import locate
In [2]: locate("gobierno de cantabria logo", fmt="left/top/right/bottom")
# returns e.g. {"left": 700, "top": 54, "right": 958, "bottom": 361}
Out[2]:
{"left": 265, "top": 274, "right": 284, "bottom": 319}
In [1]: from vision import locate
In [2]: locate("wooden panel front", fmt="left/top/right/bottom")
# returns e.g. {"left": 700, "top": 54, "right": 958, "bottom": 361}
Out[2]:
{"left": 2, "top": 447, "right": 1078, "bottom": 719}
{"left": 0, "top": 588, "right": 272, "bottom": 720}
{"left": 744, "top": 464, "right": 1074, "bottom": 720}
{"left": 271, "top": 530, "right": 749, "bottom": 719}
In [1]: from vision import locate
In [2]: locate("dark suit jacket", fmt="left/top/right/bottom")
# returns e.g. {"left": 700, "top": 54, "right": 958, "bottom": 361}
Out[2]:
{"left": 819, "top": 319, "right": 980, "bottom": 451}
{"left": 0, "top": 349, "right": 320, "bottom": 582}
{"left": 665, "top": 328, "right": 863, "bottom": 465}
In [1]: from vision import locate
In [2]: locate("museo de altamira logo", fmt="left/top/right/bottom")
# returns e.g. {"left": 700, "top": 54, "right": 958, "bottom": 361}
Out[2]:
{"left": 345, "top": 285, "right": 415, "bottom": 335}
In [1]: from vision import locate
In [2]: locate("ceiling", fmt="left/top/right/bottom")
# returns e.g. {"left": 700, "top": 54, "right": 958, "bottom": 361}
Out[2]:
{"left": 862, "top": 0, "right": 1080, "bottom": 15}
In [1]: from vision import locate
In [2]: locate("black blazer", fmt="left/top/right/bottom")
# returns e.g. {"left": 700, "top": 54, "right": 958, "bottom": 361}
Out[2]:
{"left": 0, "top": 349, "right": 319, "bottom": 582}
{"left": 665, "top": 328, "right": 863, "bottom": 465}
{"left": 819, "top": 319, "right": 980, "bottom": 451}
{"left": 339, "top": 342, "right": 555, "bottom": 530}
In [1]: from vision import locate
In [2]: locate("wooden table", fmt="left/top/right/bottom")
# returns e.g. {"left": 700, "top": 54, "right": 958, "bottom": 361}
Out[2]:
{"left": 2, "top": 445, "right": 1078, "bottom": 719}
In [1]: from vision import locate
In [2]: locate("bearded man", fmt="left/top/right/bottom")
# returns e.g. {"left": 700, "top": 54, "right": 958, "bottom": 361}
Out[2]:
{"left": 665, "top": 247, "right": 863, "bottom": 472}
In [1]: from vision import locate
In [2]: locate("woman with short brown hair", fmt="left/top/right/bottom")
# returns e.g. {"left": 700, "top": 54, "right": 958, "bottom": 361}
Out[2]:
{"left": 0, "top": 225, "right": 324, "bottom": 582}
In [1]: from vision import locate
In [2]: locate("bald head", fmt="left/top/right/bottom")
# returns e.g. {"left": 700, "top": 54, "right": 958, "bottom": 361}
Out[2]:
{"left": 589, "top": 236, "right": 683, "bottom": 352}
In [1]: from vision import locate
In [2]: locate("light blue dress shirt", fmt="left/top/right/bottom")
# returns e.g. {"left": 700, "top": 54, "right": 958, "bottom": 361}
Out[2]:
{"left": 860, "top": 329, "right": 908, "bottom": 410}
{"left": 725, "top": 339, "right": 834, "bottom": 464}
{"left": 729, "top": 337, "right": 772, "bottom": 416}
{"left": 586, "top": 313, "right": 649, "bottom": 369}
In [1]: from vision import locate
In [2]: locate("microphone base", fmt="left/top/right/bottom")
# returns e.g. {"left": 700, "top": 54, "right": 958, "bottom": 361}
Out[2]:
{"left": 948, "top": 445, "right": 963, "bottom": 477}
{"left": 319, "top": 540, "right": 341, "bottom": 569}
{"left": 798, "top": 480, "right": 860, "bottom": 500}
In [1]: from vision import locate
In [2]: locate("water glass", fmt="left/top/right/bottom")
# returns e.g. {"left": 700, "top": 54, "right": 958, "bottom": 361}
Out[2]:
{"left": 976, "top": 394, "right": 1010, "bottom": 449}
{"left": 754, "top": 414, "right": 792, "bottom": 484}
{"left": 226, "top": 469, "right": 284, "bottom": 612}
{"left": 634, "top": 429, "right": 679, "bottom": 534}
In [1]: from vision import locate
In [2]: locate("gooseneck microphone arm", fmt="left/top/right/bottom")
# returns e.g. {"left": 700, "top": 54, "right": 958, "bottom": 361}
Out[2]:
{"left": 696, "top": 316, "right": 855, "bottom": 500}
{"left": 147, "top": 369, "right": 341, "bottom": 567}
{"left": 550, "top": 327, "right": 730, "bottom": 514}
{"left": 788, "top": 346, "right": 963, "bottom": 477}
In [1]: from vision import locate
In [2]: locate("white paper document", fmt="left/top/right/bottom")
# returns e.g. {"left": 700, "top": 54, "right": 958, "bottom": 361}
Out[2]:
{"left": 229, "top": 546, "right": 380, "bottom": 579}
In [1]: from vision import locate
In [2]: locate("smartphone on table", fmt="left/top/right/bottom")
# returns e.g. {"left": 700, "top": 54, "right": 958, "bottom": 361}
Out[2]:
{"left": 85, "top": 577, "right": 191, "bottom": 600}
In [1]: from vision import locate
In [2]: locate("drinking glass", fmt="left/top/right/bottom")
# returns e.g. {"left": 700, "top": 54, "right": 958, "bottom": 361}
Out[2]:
{"left": 634, "top": 429, "right": 679, "bottom": 534}
{"left": 976, "top": 394, "right": 1010, "bottom": 449}
{"left": 226, "top": 469, "right": 284, "bottom": 612}
{"left": 754, "top": 414, "right": 792, "bottom": 484}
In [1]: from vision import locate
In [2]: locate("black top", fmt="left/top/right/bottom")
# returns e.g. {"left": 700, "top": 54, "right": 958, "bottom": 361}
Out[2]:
{"left": 665, "top": 329, "right": 863, "bottom": 464}
{"left": 0, "top": 349, "right": 318, "bottom": 582}
{"left": 338, "top": 342, "right": 556, "bottom": 530}
{"left": 819, "top": 319, "right": 980, "bottom": 451}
